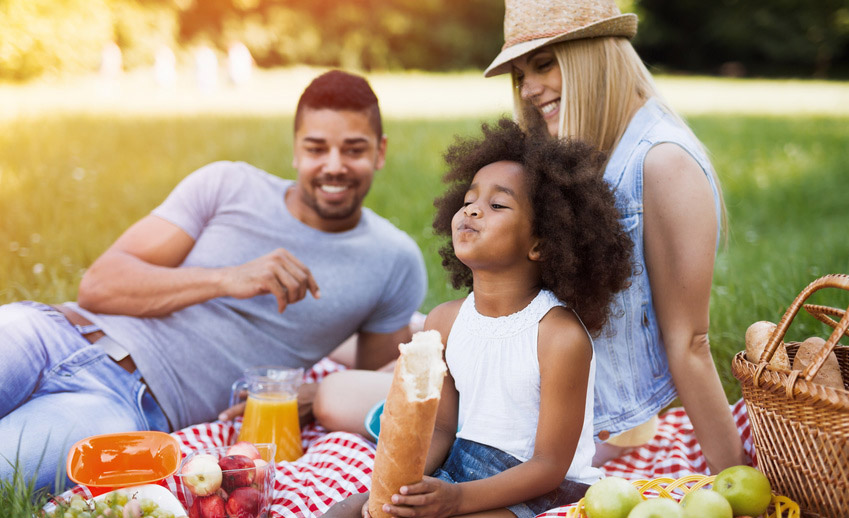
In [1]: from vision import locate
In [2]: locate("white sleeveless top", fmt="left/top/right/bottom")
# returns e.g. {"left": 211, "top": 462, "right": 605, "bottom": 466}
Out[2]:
{"left": 448, "top": 290, "right": 602, "bottom": 485}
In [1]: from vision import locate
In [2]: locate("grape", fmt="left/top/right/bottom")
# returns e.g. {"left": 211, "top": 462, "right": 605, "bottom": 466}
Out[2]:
{"left": 45, "top": 491, "right": 187, "bottom": 518}
{"left": 139, "top": 498, "right": 157, "bottom": 513}
{"left": 70, "top": 496, "right": 88, "bottom": 511}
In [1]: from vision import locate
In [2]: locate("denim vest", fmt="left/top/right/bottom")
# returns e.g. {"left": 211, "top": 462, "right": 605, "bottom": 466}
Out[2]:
{"left": 593, "top": 98, "right": 721, "bottom": 439}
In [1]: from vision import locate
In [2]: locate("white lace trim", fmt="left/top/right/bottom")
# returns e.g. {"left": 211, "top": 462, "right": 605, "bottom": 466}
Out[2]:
{"left": 459, "top": 289, "right": 564, "bottom": 338}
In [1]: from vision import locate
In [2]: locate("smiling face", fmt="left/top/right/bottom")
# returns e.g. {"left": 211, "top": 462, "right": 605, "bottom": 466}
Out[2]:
{"left": 288, "top": 108, "right": 387, "bottom": 232}
{"left": 512, "top": 48, "right": 563, "bottom": 138}
{"left": 451, "top": 160, "right": 540, "bottom": 272}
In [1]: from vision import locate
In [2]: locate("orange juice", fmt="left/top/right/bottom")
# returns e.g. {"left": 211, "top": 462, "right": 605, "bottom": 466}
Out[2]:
{"left": 238, "top": 392, "right": 303, "bottom": 462}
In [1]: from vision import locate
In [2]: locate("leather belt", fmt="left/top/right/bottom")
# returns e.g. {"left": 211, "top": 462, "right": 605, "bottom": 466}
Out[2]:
{"left": 51, "top": 304, "right": 137, "bottom": 374}
{"left": 50, "top": 304, "right": 172, "bottom": 432}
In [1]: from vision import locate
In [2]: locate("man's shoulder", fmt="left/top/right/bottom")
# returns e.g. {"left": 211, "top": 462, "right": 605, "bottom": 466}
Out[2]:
{"left": 356, "top": 210, "right": 426, "bottom": 279}
{"left": 192, "top": 161, "right": 288, "bottom": 186}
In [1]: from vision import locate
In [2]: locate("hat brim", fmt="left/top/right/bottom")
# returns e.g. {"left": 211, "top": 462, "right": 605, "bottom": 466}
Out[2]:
{"left": 484, "top": 13, "right": 637, "bottom": 77}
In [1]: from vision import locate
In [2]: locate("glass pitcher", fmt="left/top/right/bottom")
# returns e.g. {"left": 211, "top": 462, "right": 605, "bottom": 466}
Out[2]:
{"left": 230, "top": 366, "right": 304, "bottom": 462}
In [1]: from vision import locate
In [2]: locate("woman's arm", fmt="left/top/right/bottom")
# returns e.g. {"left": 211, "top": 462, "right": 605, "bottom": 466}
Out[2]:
{"left": 643, "top": 143, "right": 746, "bottom": 473}
{"left": 386, "top": 307, "right": 591, "bottom": 517}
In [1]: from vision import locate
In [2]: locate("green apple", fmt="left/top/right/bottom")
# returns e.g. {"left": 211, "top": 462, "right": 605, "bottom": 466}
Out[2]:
{"left": 712, "top": 465, "right": 772, "bottom": 517}
{"left": 626, "top": 498, "right": 684, "bottom": 518}
{"left": 584, "top": 477, "right": 642, "bottom": 518}
{"left": 680, "top": 489, "right": 733, "bottom": 518}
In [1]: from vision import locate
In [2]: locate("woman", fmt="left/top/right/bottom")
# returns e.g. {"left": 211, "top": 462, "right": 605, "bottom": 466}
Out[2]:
{"left": 483, "top": 0, "right": 746, "bottom": 472}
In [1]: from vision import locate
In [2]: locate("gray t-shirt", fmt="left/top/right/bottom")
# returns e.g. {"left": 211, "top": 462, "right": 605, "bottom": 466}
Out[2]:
{"left": 70, "top": 161, "right": 427, "bottom": 430}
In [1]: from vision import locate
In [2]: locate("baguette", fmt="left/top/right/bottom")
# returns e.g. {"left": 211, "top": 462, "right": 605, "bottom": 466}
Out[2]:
{"left": 792, "top": 336, "right": 845, "bottom": 390}
{"left": 368, "top": 330, "right": 447, "bottom": 518}
{"left": 745, "top": 320, "right": 791, "bottom": 370}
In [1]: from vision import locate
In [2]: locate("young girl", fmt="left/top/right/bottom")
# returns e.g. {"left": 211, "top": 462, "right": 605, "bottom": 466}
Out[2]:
{"left": 324, "top": 118, "right": 632, "bottom": 518}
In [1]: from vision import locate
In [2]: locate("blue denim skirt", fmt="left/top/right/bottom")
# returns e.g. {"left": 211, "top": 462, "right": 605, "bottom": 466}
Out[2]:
{"left": 431, "top": 438, "right": 589, "bottom": 518}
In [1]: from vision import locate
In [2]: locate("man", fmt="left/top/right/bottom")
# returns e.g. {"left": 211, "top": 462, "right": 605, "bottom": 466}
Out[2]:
{"left": 0, "top": 70, "right": 427, "bottom": 491}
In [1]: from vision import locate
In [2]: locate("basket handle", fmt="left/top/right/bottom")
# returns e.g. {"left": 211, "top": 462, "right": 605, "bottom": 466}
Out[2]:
{"left": 803, "top": 304, "right": 849, "bottom": 339}
{"left": 759, "top": 274, "right": 849, "bottom": 383}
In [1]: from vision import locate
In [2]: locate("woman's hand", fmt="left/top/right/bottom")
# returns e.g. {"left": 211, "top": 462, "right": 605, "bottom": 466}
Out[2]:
{"left": 380, "top": 477, "right": 460, "bottom": 518}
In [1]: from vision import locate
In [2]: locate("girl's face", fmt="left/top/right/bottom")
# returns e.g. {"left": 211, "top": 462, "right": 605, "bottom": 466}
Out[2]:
{"left": 452, "top": 161, "right": 539, "bottom": 271}
{"left": 512, "top": 48, "right": 563, "bottom": 138}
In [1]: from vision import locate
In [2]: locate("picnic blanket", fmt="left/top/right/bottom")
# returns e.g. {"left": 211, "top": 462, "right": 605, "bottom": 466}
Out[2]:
{"left": 59, "top": 358, "right": 756, "bottom": 517}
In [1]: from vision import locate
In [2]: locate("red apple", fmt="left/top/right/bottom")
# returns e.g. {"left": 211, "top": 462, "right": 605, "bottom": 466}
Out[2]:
{"left": 253, "top": 458, "right": 270, "bottom": 486}
{"left": 226, "top": 441, "right": 261, "bottom": 461}
{"left": 219, "top": 454, "right": 256, "bottom": 492}
{"left": 190, "top": 494, "right": 227, "bottom": 518}
{"left": 189, "top": 498, "right": 202, "bottom": 518}
{"left": 225, "top": 487, "right": 261, "bottom": 518}
{"left": 181, "top": 453, "right": 223, "bottom": 496}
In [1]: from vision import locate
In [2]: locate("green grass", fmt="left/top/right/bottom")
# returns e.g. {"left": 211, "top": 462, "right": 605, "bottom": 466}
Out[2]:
{"left": 2, "top": 74, "right": 849, "bottom": 406}
{"left": 692, "top": 115, "right": 849, "bottom": 398}
{"left": 0, "top": 436, "right": 65, "bottom": 516}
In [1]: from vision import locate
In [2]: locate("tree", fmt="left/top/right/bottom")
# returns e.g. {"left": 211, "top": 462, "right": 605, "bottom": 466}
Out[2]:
{"left": 635, "top": 0, "right": 849, "bottom": 77}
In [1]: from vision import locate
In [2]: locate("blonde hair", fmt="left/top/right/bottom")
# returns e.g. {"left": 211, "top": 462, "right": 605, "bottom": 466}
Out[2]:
{"left": 511, "top": 36, "right": 727, "bottom": 233}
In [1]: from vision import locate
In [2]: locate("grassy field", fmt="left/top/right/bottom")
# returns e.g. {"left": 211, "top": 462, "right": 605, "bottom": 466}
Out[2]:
{"left": 2, "top": 69, "right": 849, "bottom": 402}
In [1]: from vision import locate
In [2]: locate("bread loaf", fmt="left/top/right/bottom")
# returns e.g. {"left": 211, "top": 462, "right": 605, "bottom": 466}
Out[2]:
{"left": 745, "top": 320, "right": 791, "bottom": 370}
{"left": 792, "top": 336, "right": 845, "bottom": 389}
{"left": 368, "top": 330, "right": 447, "bottom": 518}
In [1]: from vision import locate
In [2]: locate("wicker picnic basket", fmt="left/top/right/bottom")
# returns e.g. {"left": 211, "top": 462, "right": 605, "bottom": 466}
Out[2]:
{"left": 731, "top": 274, "right": 849, "bottom": 518}
{"left": 564, "top": 474, "right": 800, "bottom": 517}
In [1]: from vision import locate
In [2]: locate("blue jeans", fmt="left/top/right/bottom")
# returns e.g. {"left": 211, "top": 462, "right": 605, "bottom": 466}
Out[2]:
{"left": 0, "top": 302, "right": 170, "bottom": 493}
{"left": 431, "top": 438, "right": 590, "bottom": 518}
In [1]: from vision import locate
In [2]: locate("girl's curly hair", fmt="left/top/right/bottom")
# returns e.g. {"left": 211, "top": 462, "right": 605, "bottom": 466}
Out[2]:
{"left": 433, "top": 118, "right": 634, "bottom": 335}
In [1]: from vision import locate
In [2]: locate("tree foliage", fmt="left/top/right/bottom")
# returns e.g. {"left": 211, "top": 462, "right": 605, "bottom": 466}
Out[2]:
{"left": 0, "top": 0, "right": 846, "bottom": 82}
{"left": 0, "top": 0, "right": 179, "bottom": 81}
{"left": 636, "top": 0, "right": 849, "bottom": 77}
{"left": 177, "top": 0, "right": 504, "bottom": 71}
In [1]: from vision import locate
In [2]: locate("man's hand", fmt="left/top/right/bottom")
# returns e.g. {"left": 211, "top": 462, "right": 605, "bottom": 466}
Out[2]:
{"left": 218, "top": 399, "right": 246, "bottom": 422}
{"left": 379, "top": 477, "right": 460, "bottom": 518}
{"left": 220, "top": 248, "right": 320, "bottom": 313}
{"left": 218, "top": 382, "right": 319, "bottom": 425}
{"left": 296, "top": 381, "right": 318, "bottom": 426}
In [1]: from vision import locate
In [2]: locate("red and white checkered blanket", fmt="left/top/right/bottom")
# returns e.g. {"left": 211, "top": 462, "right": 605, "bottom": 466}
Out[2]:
{"left": 60, "top": 358, "right": 755, "bottom": 517}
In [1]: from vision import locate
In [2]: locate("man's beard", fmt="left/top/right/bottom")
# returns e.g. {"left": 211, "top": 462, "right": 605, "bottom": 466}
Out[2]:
{"left": 300, "top": 188, "right": 361, "bottom": 221}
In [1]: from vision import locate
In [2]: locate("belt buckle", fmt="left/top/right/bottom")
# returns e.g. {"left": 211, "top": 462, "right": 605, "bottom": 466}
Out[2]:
{"left": 95, "top": 335, "right": 131, "bottom": 362}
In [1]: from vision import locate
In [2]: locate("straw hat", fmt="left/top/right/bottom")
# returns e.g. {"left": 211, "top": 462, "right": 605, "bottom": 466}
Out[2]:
{"left": 484, "top": 0, "right": 638, "bottom": 77}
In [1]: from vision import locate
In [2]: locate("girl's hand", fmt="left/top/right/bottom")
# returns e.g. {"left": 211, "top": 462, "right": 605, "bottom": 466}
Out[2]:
{"left": 380, "top": 476, "right": 460, "bottom": 518}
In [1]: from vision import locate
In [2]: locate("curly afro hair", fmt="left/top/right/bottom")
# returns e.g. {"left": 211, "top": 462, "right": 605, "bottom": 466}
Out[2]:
{"left": 433, "top": 118, "right": 634, "bottom": 335}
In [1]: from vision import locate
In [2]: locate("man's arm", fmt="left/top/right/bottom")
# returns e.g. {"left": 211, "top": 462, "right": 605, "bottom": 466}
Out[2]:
{"left": 354, "top": 325, "right": 413, "bottom": 371}
{"left": 77, "top": 214, "right": 319, "bottom": 317}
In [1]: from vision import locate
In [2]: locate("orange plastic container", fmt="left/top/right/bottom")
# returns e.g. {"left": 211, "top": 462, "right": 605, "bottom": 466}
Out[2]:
{"left": 66, "top": 431, "right": 182, "bottom": 496}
